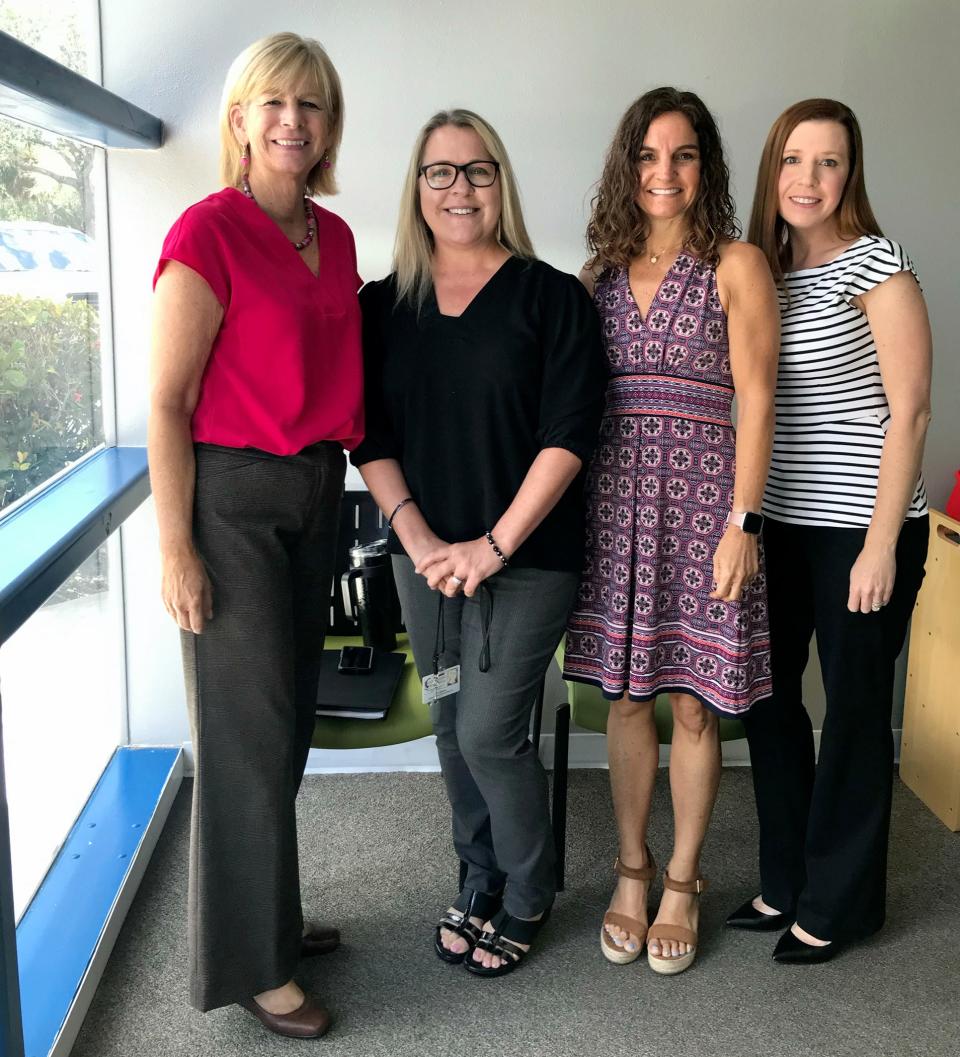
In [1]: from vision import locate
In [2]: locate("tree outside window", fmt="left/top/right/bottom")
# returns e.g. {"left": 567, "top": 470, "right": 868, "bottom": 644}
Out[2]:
{"left": 0, "top": 0, "right": 105, "bottom": 514}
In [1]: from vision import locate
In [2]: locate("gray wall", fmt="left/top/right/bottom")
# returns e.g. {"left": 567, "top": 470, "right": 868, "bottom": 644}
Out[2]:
{"left": 102, "top": 0, "right": 958, "bottom": 745}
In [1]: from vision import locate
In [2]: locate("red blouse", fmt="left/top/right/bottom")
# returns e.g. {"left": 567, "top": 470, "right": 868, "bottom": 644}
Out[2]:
{"left": 154, "top": 187, "right": 364, "bottom": 454}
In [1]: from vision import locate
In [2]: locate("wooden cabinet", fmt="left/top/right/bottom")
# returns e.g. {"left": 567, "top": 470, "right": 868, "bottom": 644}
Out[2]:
{"left": 900, "top": 510, "right": 960, "bottom": 831}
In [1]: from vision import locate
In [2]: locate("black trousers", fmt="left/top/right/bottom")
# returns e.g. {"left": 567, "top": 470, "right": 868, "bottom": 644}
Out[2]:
{"left": 743, "top": 515, "right": 928, "bottom": 941}
{"left": 181, "top": 442, "right": 345, "bottom": 1011}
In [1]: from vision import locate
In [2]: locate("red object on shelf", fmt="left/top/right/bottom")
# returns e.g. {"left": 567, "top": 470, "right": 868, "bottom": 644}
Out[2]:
{"left": 946, "top": 470, "right": 960, "bottom": 522}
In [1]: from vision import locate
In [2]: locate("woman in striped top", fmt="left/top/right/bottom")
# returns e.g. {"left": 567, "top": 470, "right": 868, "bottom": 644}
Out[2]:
{"left": 726, "top": 99, "right": 932, "bottom": 963}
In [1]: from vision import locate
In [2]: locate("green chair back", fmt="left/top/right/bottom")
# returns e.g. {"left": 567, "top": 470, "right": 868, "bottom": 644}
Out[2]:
{"left": 567, "top": 678, "right": 744, "bottom": 742}
{"left": 311, "top": 638, "right": 432, "bottom": 751}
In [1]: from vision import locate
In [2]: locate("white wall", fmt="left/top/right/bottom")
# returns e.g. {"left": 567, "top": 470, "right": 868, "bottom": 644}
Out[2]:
{"left": 102, "top": 0, "right": 959, "bottom": 748}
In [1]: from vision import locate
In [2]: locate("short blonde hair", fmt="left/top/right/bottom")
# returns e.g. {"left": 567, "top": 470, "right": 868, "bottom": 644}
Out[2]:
{"left": 219, "top": 32, "right": 343, "bottom": 196}
{"left": 393, "top": 109, "right": 536, "bottom": 307}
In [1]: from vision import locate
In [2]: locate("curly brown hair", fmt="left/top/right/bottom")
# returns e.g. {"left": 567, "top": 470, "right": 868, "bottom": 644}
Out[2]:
{"left": 587, "top": 87, "right": 740, "bottom": 272}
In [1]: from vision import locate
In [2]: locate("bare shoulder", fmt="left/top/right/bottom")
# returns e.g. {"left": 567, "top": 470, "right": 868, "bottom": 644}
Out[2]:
{"left": 716, "top": 240, "right": 769, "bottom": 276}
{"left": 717, "top": 240, "right": 776, "bottom": 303}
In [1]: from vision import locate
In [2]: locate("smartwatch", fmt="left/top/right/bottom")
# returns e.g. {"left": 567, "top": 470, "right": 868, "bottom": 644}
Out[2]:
{"left": 728, "top": 509, "right": 764, "bottom": 535}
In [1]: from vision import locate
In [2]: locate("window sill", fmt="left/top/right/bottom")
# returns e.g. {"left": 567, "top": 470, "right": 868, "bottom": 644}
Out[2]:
{"left": 0, "top": 447, "right": 150, "bottom": 646}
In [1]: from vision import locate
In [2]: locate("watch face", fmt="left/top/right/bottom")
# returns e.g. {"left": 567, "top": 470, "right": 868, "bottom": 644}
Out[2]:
{"left": 742, "top": 511, "right": 764, "bottom": 534}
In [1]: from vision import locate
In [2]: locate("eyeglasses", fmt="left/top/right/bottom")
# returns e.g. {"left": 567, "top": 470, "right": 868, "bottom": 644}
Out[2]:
{"left": 418, "top": 159, "right": 501, "bottom": 190}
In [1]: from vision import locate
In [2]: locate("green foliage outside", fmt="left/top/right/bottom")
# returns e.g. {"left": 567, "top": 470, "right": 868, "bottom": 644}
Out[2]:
{"left": 0, "top": 4, "right": 103, "bottom": 517}
{"left": 0, "top": 294, "right": 102, "bottom": 511}
{"left": 0, "top": 7, "right": 93, "bottom": 234}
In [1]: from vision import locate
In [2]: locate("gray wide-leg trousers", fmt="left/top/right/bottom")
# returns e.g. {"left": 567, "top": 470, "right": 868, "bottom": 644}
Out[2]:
{"left": 393, "top": 556, "right": 577, "bottom": 918}
{"left": 181, "top": 442, "right": 344, "bottom": 1012}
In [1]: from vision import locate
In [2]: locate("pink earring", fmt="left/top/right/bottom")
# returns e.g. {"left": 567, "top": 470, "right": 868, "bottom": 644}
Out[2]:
{"left": 320, "top": 151, "right": 331, "bottom": 170}
{"left": 240, "top": 144, "right": 253, "bottom": 198}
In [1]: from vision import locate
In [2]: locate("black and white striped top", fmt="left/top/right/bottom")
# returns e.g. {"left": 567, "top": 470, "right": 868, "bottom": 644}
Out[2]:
{"left": 763, "top": 235, "right": 928, "bottom": 528}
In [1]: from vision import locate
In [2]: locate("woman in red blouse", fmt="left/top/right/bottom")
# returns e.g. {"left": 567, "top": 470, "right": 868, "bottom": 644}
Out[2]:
{"left": 148, "top": 33, "right": 362, "bottom": 1039}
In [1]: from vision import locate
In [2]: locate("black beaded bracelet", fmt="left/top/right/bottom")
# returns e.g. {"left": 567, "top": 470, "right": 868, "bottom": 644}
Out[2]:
{"left": 387, "top": 497, "right": 413, "bottom": 528}
{"left": 485, "top": 530, "right": 509, "bottom": 567}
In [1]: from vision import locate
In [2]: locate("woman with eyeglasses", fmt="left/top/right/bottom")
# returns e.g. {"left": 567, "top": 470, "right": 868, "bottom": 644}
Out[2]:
{"left": 351, "top": 109, "right": 606, "bottom": 977}
{"left": 149, "top": 34, "right": 361, "bottom": 1037}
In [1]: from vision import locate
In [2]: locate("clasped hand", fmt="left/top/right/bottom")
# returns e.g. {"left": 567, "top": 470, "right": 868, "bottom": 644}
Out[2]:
{"left": 415, "top": 537, "right": 503, "bottom": 597}
{"left": 709, "top": 527, "right": 758, "bottom": 602}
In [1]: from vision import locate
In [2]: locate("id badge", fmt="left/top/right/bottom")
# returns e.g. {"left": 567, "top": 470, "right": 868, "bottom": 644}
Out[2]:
{"left": 422, "top": 665, "right": 461, "bottom": 704}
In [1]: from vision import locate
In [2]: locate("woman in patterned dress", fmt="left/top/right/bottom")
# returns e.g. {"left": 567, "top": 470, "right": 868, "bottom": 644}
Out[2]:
{"left": 726, "top": 100, "right": 931, "bottom": 963}
{"left": 564, "top": 87, "right": 780, "bottom": 974}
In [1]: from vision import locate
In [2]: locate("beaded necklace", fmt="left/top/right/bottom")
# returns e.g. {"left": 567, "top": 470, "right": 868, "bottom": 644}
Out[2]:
{"left": 239, "top": 147, "right": 317, "bottom": 251}
{"left": 241, "top": 172, "right": 316, "bottom": 251}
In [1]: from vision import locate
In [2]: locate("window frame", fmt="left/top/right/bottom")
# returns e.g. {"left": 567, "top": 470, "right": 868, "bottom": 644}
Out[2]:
{"left": 0, "top": 18, "right": 162, "bottom": 1057}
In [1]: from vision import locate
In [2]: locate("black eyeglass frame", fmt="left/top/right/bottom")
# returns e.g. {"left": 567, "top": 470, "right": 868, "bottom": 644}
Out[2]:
{"left": 418, "top": 159, "right": 501, "bottom": 189}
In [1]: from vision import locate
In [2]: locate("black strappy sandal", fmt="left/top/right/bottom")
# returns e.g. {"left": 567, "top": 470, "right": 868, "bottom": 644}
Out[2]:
{"left": 464, "top": 905, "right": 552, "bottom": 977}
{"left": 434, "top": 888, "right": 502, "bottom": 964}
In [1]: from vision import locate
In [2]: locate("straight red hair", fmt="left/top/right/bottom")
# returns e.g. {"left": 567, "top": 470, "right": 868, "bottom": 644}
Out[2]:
{"left": 748, "top": 99, "right": 882, "bottom": 285}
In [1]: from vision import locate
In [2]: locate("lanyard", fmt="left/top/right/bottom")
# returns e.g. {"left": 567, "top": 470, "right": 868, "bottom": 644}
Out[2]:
{"left": 432, "top": 585, "right": 493, "bottom": 676}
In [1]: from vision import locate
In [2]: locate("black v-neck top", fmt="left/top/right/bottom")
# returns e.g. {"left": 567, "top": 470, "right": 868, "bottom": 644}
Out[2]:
{"left": 350, "top": 256, "right": 607, "bottom": 570}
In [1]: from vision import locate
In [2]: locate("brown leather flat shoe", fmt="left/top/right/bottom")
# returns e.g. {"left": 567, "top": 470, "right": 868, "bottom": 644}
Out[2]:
{"left": 239, "top": 994, "right": 331, "bottom": 1039}
{"left": 301, "top": 923, "right": 340, "bottom": 957}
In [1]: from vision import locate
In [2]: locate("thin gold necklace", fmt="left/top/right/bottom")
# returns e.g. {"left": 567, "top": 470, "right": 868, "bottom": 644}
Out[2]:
{"left": 647, "top": 242, "right": 683, "bottom": 265}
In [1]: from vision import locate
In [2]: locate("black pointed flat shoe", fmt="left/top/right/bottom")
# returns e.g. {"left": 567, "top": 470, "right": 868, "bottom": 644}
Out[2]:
{"left": 773, "top": 927, "right": 841, "bottom": 964}
{"left": 725, "top": 898, "right": 790, "bottom": 932}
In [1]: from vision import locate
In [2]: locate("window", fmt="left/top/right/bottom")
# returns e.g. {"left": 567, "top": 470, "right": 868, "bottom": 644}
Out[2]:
{"left": 0, "top": 0, "right": 108, "bottom": 514}
{"left": 0, "top": 4, "right": 162, "bottom": 1051}
{"left": 0, "top": 0, "right": 99, "bottom": 78}
{"left": 1, "top": 539, "right": 124, "bottom": 919}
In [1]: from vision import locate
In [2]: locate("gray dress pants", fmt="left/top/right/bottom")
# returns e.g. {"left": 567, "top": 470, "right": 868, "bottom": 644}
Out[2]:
{"left": 393, "top": 556, "right": 577, "bottom": 918}
{"left": 181, "top": 442, "right": 344, "bottom": 1012}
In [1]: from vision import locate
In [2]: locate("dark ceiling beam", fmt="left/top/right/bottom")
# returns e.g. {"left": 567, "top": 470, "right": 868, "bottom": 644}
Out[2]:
{"left": 0, "top": 31, "right": 162, "bottom": 149}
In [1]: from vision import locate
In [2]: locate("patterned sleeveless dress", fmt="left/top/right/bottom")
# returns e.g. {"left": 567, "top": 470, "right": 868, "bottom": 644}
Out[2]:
{"left": 563, "top": 254, "right": 772, "bottom": 716}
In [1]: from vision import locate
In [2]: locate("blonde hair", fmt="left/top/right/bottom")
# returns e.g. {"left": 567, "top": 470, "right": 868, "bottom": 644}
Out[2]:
{"left": 393, "top": 109, "right": 536, "bottom": 307}
{"left": 219, "top": 32, "right": 343, "bottom": 196}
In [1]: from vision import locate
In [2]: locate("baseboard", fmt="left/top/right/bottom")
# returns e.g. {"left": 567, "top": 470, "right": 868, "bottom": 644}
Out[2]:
{"left": 15, "top": 747, "right": 183, "bottom": 1057}
{"left": 541, "top": 727, "right": 904, "bottom": 769}
{"left": 306, "top": 737, "right": 442, "bottom": 773}
{"left": 182, "top": 728, "right": 904, "bottom": 777}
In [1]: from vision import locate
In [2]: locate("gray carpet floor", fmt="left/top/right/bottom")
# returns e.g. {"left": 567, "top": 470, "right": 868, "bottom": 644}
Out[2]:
{"left": 72, "top": 769, "right": 960, "bottom": 1057}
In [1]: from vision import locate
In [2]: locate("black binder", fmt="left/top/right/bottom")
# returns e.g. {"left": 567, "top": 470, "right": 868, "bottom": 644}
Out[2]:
{"left": 315, "top": 649, "right": 406, "bottom": 720}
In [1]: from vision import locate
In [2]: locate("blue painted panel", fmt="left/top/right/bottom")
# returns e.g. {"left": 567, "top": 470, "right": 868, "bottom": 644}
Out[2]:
{"left": 0, "top": 732, "right": 25, "bottom": 1057}
{"left": 0, "top": 447, "right": 150, "bottom": 645}
{"left": 15, "top": 747, "right": 179, "bottom": 1057}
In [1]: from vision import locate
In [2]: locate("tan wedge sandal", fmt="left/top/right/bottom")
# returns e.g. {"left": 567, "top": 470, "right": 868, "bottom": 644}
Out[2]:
{"left": 647, "top": 870, "right": 709, "bottom": 975}
{"left": 600, "top": 847, "right": 657, "bottom": 965}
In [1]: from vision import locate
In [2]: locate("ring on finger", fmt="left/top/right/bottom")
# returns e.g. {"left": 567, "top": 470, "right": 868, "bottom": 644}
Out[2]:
{"left": 450, "top": 575, "right": 464, "bottom": 587}
{"left": 871, "top": 601, "right": 882, "bottom": 611}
